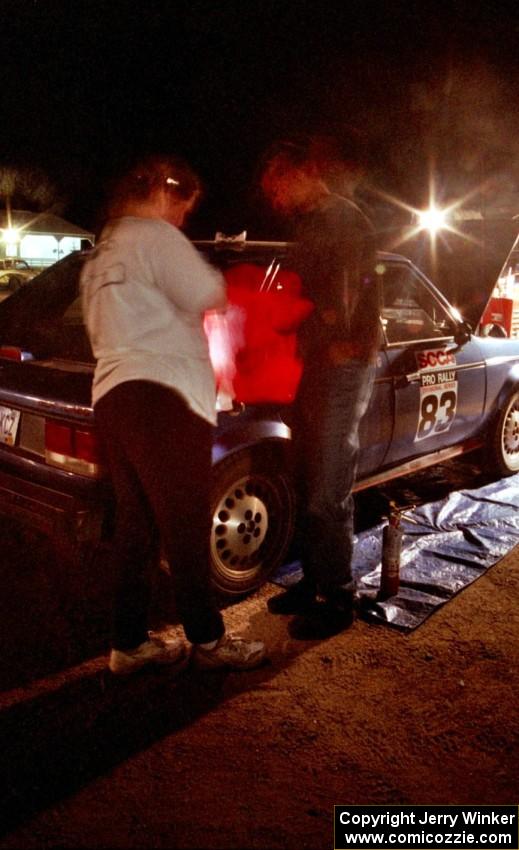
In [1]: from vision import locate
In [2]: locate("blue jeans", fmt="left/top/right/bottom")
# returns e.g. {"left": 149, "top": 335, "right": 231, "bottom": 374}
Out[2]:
{"left": 291, "top": 359, "right": 375, "bottom": 593}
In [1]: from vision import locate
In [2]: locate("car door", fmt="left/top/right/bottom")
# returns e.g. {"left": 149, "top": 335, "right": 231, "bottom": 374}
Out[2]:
{"left": 357, "top": 348, "right": 393, "bottom": 478}
{"left": 377, "top": 258, "right": 486, "bottom": 467}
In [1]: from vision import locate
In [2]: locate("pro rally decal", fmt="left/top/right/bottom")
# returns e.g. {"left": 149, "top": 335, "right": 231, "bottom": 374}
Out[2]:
{"left": 414, "top": 348, "right": 458, "bottom": 442}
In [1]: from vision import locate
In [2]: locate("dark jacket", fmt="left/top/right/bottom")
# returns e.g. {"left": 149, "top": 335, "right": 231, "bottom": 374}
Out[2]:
{"left": 289, "top": 193, "right": 381, "bottom": 364}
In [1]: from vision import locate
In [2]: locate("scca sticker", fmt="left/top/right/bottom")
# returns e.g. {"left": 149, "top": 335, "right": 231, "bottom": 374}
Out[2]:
{"left": 415, "top": 348, "right": 456, "bottom": 371}
{"left": 415, "top": 349, "right": 458, "bottom": 442}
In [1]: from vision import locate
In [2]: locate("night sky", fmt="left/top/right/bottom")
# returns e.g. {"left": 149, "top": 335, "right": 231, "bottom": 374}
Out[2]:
{"left": 3, "top": 0, "right": 519, "bottom": 238}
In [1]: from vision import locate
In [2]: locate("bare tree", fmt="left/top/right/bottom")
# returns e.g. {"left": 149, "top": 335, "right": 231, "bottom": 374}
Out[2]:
{"left": 0, "top": 166, "right": 64, "bottom": 225}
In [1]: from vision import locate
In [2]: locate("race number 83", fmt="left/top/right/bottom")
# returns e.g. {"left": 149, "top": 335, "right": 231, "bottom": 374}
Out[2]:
{"left": 415, "top": 386, "right": 457, "bottom": 441}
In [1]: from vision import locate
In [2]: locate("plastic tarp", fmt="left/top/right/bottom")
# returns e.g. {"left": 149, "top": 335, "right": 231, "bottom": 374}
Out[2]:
{"left": 272, "top": 471, "right": 519, "bottom": 631}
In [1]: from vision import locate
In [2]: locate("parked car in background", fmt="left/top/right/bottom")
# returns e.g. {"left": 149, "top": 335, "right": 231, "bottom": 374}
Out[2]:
{"left": 0, "top": 258, "right": 36, "bottom": 300}
{"left": 0, "top": 240, "right": 517, "bottom": 598}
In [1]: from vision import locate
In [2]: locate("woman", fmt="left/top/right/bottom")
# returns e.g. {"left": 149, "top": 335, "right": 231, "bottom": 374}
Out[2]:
{"left": 81, "top": 154, "right": 265, "bottom": 674}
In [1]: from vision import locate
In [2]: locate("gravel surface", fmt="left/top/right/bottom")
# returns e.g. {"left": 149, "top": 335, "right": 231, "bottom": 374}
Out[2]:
{"left": 0, "top": 460, "right": 518, "bottom": 849}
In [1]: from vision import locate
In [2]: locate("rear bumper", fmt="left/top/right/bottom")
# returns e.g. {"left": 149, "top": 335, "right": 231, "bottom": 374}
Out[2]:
{"left": 0, "top": 466, "right": 111, "bottom": 551}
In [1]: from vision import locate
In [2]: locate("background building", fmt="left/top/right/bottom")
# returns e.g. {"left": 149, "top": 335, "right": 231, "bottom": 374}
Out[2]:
{"left": 0, "top": 211, "right": 95, "bottom": 269}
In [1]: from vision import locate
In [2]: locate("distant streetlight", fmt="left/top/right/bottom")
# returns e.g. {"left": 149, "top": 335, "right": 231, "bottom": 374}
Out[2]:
{"left": 1, "top": 228, "right": 21, "bottom": 244}
{"left": 1, "top": 227, "right": 21, "bottom": 256}
{"left": 417, "top": 204, "right": 448, "bottom": 235}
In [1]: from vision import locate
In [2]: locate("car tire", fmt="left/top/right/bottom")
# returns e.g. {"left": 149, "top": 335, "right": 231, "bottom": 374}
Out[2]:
{"left": 210, "top": 443, "right": 295, "bottom": 598}
{"left": 487, "top": 389, "right": 519, "bottom": 476}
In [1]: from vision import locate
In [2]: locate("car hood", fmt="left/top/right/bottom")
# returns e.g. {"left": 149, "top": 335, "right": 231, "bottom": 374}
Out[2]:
{"left": 200, "top": 226, "right": 519, "bottom": 331}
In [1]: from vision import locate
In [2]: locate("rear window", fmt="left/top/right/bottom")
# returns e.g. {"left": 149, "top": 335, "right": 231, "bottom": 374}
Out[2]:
{"left": 0, "top": 252, "right": 94, "bottom": 362}
{"left": 0, "top": 245, "right": 299, "bottom": 371}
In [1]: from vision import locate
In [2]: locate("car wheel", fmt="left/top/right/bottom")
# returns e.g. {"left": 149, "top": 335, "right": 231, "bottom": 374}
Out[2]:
{"left": 210, "top": 444, "right": 295, "bottom": 597}
{"left": 487, "top": 389, "right": 519, "bottom": 475}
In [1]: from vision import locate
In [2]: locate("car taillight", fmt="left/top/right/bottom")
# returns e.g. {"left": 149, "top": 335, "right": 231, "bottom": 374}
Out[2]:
{"left": 0, "top": 346, "right": 33, "bottom": 362}
{"left": 45, "top": 420, "right": 105, "bottom": 478}
{"left": 75, "top": 429, "right": 103, "bottom": 464}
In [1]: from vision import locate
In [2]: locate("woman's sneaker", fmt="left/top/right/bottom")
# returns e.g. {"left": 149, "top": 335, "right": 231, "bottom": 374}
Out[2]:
{"left": 109, "top": 636, "right": 187, "bottom": 675}
{"left": 192, "top": 633, "right": 266, "bottom": 670}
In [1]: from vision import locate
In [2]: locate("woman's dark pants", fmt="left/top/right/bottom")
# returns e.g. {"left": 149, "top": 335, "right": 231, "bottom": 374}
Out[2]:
{"left": 94, "top": 381, "right": 224, "bottom": 650}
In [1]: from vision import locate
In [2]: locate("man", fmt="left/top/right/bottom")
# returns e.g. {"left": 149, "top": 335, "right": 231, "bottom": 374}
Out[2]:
{"left": 260, "top": 134, "right": 380, "bottom": 639}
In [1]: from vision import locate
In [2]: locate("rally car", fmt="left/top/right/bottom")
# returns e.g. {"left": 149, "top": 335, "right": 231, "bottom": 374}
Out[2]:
{"left": 0, "top": 239, "right": 517, "bottom": 598}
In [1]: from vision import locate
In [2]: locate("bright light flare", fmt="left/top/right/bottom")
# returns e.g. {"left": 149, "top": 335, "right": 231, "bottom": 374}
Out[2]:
{"left": 369, "top": 171, "right": 488, "bottom": 256}
{"left": 417, "top": 204, "right": 448, "bottom": 235}
{"left": 1, "top": 228, "right": 20, "bottom": 243}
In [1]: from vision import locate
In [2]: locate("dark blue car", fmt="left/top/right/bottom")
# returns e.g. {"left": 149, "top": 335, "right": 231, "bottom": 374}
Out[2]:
{"left": 0, "top": 240, "right": 517, "bottom": 598}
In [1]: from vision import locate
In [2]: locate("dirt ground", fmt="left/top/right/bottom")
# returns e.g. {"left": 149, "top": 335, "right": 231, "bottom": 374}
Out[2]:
{"left": 0, "top": 461, "right": 518, "bottom": 849}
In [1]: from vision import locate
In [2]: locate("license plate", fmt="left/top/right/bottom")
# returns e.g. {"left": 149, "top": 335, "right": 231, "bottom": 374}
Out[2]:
{"left": 0, "top": 405, "right": 21, "bottom": 446}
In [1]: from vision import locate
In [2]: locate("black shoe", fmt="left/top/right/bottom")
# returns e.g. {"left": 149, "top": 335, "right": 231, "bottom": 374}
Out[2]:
{"left": 288, "top": 599, "right": 355, "bottom": 640}
{"left": 320, "top": 585, "right": 355, "bottom": 611}
{"left": 267, "top": 580, "right": 317, "bottom": 615}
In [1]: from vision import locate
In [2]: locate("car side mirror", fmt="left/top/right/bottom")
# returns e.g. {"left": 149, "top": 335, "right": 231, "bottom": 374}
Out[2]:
{"left": 454, "top": 320, "right": 472, "bottom": 348}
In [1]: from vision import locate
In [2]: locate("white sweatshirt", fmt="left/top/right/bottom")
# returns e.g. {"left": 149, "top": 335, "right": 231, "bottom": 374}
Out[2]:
{"left": 80, "top": 216, "right": 226, "bottom": 424}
